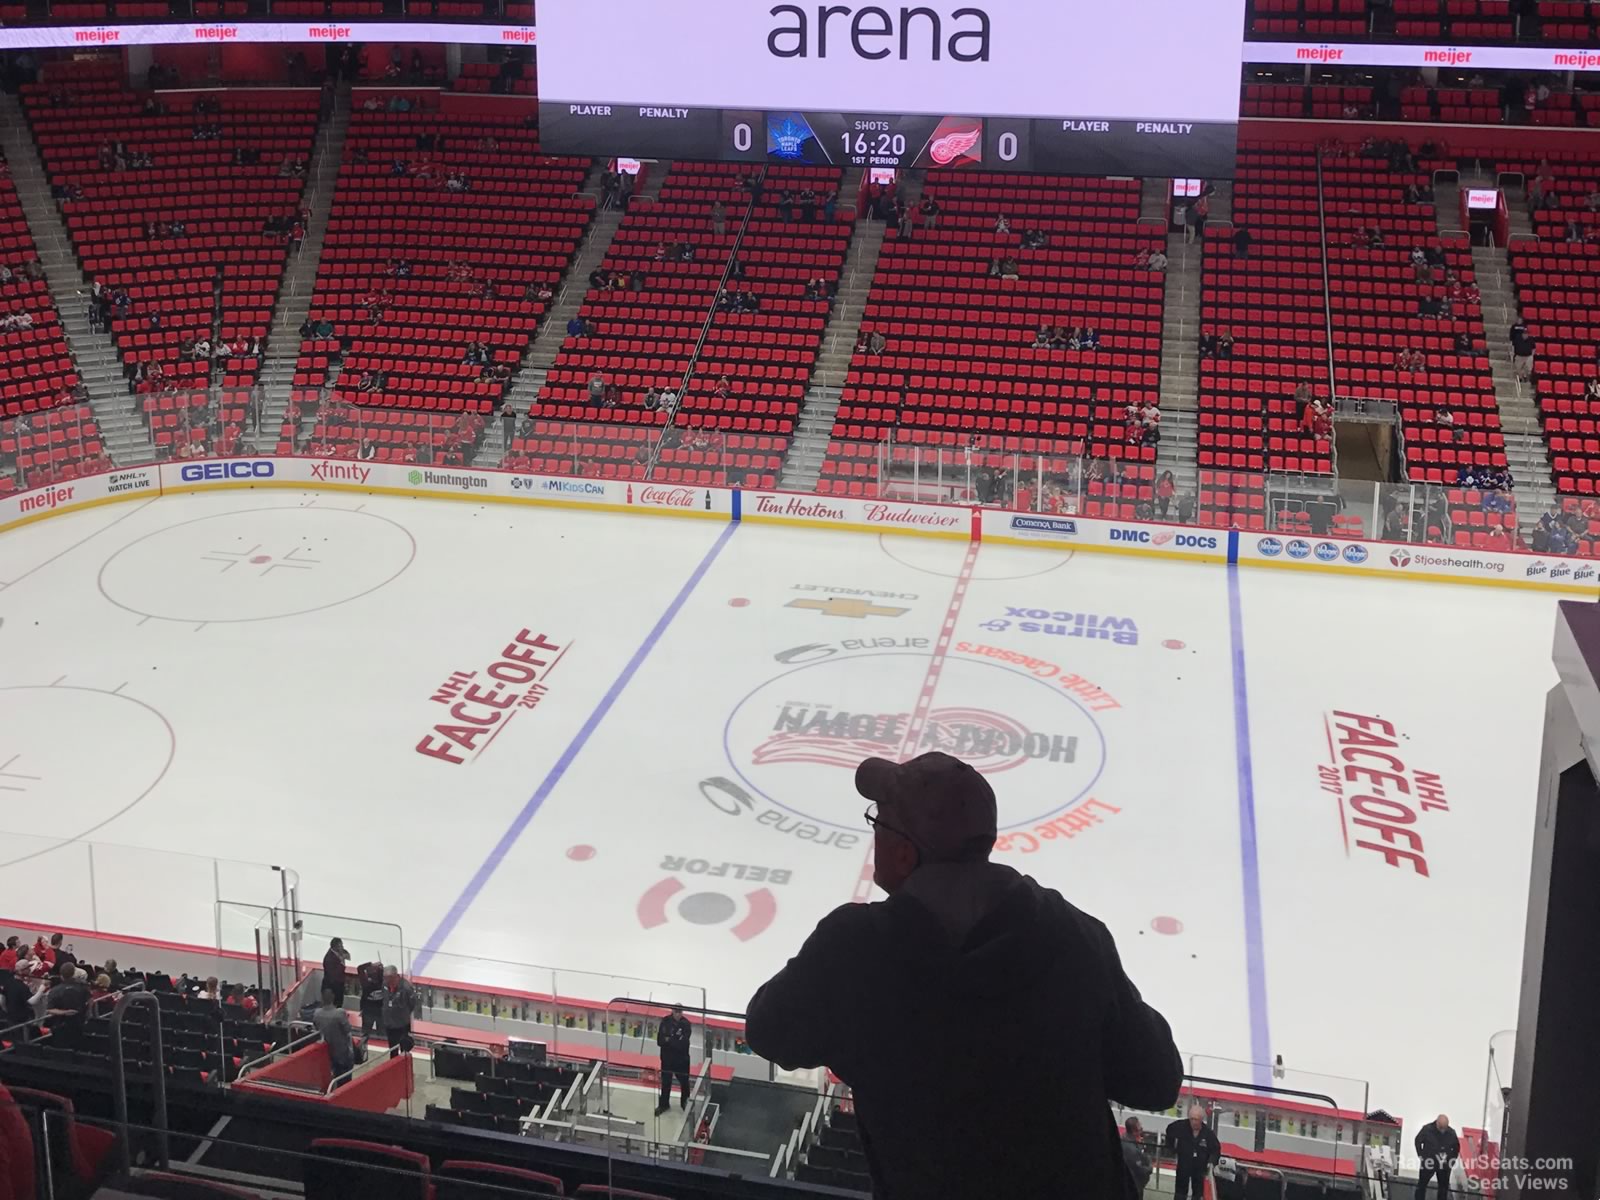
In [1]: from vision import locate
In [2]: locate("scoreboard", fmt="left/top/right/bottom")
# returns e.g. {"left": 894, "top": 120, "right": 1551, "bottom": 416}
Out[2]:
{"left": 538, "top": 105, "right": 1239, "bottom": 178}
{"left": 537, "top": 0, "right": 1248, "bottom": 178}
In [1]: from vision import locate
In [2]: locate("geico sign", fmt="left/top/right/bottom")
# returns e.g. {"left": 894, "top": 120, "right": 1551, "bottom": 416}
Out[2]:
{"left": 1108, "top": 528, "right": 1219, "bottom": 549}
{"left": 179, "top": 461, "right": 276, "bottom": 482}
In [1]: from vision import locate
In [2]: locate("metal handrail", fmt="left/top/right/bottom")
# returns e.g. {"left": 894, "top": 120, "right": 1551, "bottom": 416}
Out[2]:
{"left": 235, "top": 1029, "right": 320, "bottom": 1080}
{"left": 111, "top": 991, "right": 168, "bottom": 1174}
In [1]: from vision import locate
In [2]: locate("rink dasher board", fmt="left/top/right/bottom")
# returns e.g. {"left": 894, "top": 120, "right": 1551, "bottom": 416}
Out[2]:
{"left": 2, "top": 458, "right": 1595, "bottom": 596}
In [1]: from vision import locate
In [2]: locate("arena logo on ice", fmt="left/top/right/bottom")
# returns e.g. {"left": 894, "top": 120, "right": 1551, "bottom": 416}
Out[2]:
{"left": 1318, "top": 710, "right": 1449, "bottom": 877}
{"left": 415, "top": 629, "right": 568, "bottom": 765}
{"left": 980, "top": 607, "right": 1138, "bottom": 645}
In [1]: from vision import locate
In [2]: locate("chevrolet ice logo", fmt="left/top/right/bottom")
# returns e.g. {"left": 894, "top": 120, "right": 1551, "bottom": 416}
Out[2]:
{"left": 786, "top": 597, "right": 910, "bottom": 620}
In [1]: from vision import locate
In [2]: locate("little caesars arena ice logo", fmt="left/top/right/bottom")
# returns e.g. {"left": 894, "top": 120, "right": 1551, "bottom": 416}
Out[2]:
{"left": 711, "top": 638, "right": 1117, "bottom": 853}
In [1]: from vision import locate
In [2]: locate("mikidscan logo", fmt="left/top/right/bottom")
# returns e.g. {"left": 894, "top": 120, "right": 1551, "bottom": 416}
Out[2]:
{"left": 539, "top": 478, "right": 606, "bottom": 496}
{"left": 1257, "top": 536, "right": 1283, "bottom": 557}
{"left": 767, "top": 3, "right": 992, "bottom": 61}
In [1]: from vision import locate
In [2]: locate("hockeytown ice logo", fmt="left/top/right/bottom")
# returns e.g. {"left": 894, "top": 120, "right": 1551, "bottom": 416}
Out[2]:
{"left": 754, "top": 703, "right": 1077, "bottom": 774}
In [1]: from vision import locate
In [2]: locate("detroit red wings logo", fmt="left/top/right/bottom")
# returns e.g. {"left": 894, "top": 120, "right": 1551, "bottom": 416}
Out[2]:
{"left": 928, "top": 122, "right": 981, "bottom": 166}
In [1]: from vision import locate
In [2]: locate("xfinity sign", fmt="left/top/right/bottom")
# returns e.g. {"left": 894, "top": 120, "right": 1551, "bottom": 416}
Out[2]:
{"left": 179, "top": 461, "right": 276, "bottom": 482}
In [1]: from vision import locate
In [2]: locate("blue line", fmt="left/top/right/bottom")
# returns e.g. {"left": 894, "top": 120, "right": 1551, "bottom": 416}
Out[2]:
{"left": 412, "top": 519, "right": 741, "bottom": 975}
{"left": 1226, "top": 563, "right": 1273, "bottom": 1089}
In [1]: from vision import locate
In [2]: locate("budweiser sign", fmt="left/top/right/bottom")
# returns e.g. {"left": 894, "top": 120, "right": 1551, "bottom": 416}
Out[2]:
{"left": 863, "top": 502, "right": 962, "bottom": 529}
{"left": 638, "top": 486, "right": 696, "bottom": 509}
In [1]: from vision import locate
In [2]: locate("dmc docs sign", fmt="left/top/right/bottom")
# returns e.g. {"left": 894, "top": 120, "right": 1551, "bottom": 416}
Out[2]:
{"left": 1243, "top": 534, "right": 1600, "bottom": 592}
{"left": 979, "top": 509, "right": 1224, "bottom": 558}
{"left": 0, "top": 465, "right": 159, "bottom": 530}
{"left": 744, "top": 492, "right": 968, "bottom": 535}
{"left": 0, "top": 21, "right": 534, "bottom": 48}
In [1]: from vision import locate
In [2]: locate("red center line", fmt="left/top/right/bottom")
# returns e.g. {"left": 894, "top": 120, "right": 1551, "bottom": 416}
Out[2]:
{"left": 850, "top": 540, "right": 982, "bottom": 904}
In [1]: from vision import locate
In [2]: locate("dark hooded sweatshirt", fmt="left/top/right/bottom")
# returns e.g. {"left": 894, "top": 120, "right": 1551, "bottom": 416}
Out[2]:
{"left": 746, "top": 862, "right": 1181, "bottom": 1199}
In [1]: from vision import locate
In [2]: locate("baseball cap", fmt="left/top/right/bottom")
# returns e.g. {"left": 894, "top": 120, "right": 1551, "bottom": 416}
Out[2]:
{"left": 856, "top": 751, "right": 997, "bottom": 862}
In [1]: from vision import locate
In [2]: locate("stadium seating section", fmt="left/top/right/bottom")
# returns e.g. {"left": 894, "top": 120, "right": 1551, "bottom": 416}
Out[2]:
{"left": 23, "top": 59, "right": 315, "bottom": 459}
{"left": 508, "top": 162, "right": 847, "bottom": 487}
{"left": 1197, "top": 144, "right": 1329, "bottom": 527}
{"left": 1322, "top": 148, "right": 1504, "bottom": 485}
{"left": 291, "top": 97, "right": 590, "bottom": 462}
{"left": 819, "top": 172, "right": 1164, "bottom": 512}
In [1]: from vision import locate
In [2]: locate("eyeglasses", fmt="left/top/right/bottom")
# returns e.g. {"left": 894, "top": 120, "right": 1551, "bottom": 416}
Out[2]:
{"left": 863, "top": 803, "right": 917, "bottom": 845}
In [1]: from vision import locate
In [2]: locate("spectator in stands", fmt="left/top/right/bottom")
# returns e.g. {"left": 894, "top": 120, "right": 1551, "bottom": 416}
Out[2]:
{"left": 1082, "top": 326, "right": 1101, "bottom": 350}
{"left": 1199, "top": 330, "right": 1217, "bottom": 358}
{"left": 655, "top": 1003, "right": 693, "bottom": 1115}
{"left": 1033, "top": 325, "right": 1053, "bottom": 349}
{"left": 994, "top": 213, "right": 1010, "bottom": 234}
{"left": 1511, "top": 323, "right": 1537, "bottom": 381}
{"left": 1166, "top": 1104, "right": 1221, "bottom": 1199}
{"left": 197, "top": 976, "right": 222, "bottom": 1002}
{"left": 315, "top": 988, "right": 356, "bottom": 1083}
{"left": 357, "top": 438, "right": 377, "bottom": 462}
{"left": 1435, "top": 408, "right": 1458, "bottom": 440}
{"left": 44, "top": 967, "right": 91, "bottom": 1048}
{"left": 1232, "top": 227, "right": 1251, "bottom": 258}
{"left": 896, "top": 200, "right": 914, "bottom": 240}
{"left": 823, "top": 189, "right": 839, "bottom": 223}
{"left": 1414, "top": 1114, "right": 1460, "bottom": 1200}
{"left": 1020, "top": 228, "right": 1048, "bottom": 250}
{"left": 381, "top": 966, "right": 417, "bottom": 1056}
{"left": 1216, "top": 333, "right": 1234, "bottom": 358}
{"left": 1123, "top": 1116, "right": 1152, "bottom": 1197}
{"left": 1156, "top": 471, "right": 1176, "bottom": 520}
{"left": 918, "top": 195, "right": 941, "bottom": 228}
{"left": 1146, "top": 249, "right": 1168, "bottom": 273}
{"left": 643, "top": 387, "right": 663, "bottom": 412}
{"left": 746, "top": 752, "right": 1181, "bottom": 1199}
{"left": 319, "top": 939, "right": 351, "bottom": 1008}
{"left": 0, "top": 963, "right": 33, "bottom": 1028}
{"left": 710, "top": 200, "right": 726, "bottom": 236}
{"left": 1183, "top": 194, "right": 1208, "bottom": 243}
{"left": 588, "top": 373, "right": 607, "bottom": 405}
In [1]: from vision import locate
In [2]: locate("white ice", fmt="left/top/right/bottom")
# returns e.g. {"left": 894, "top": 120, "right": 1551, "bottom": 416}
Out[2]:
{"left": 0, "top": 488, "right": 1560, "bottom": 1138}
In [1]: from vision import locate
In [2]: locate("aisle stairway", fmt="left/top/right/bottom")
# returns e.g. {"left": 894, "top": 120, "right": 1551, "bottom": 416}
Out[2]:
{"left": 0, "top": 93, "right": 152, "bottom": 463}
{"left": 256, "top": 88, "right": 351, "bottom": 449}
{"left": 778, "top": 166, "right": 881, "bottom": 492}
{"left": 480, "top": 159, "right": 644, "bottom": 466}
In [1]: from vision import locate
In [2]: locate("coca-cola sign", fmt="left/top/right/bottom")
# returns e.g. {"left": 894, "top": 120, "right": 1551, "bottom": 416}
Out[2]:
{"left": 638, "top": 486, "right": 696, "bottom": 508}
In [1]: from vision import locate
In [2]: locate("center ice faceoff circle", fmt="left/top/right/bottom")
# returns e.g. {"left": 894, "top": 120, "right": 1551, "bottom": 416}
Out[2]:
{"left": 97, "top": 506, "right": 417, "bottom": 623}
{"left": 723, "top": 651, "right": 1108, "bottom": 832}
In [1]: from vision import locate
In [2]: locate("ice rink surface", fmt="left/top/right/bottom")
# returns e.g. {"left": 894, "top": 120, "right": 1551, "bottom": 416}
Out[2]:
{"left": 0, "top": 488, "right": 1561, "bottom": 1133}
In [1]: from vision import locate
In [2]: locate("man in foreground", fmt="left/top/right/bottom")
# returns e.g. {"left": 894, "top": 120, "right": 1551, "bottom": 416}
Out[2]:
{"left": 746, "top": 751, "right": 1181, "bottom": 1198}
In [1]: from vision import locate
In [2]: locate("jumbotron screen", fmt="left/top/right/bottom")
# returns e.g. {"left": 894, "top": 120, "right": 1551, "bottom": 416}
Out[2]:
{"left": 537, "top": 0, "right": 1247, "bottom": 177}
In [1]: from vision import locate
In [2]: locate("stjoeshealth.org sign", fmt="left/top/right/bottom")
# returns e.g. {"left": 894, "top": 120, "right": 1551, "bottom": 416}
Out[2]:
{"left": 1242, "top": 533, "right": 1600, "bottom": 592}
